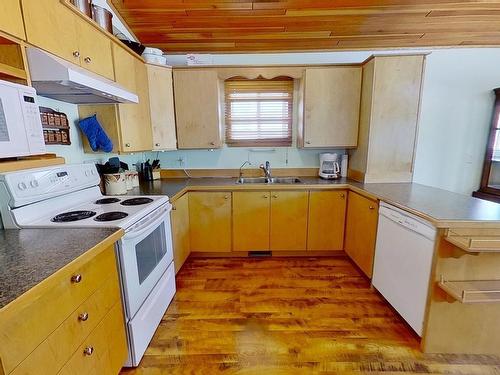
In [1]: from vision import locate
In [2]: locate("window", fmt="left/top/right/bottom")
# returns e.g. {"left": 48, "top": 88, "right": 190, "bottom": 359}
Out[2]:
{"left": 224, "top": 76, "right": 294, "bottom": 147}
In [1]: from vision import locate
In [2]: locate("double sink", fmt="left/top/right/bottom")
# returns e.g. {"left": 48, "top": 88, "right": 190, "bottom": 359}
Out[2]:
{"left": 236, "top": 177, "right": 302, "bottom": 184}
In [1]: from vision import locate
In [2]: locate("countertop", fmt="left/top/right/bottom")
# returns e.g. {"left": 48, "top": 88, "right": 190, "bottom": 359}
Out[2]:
{"left": 127, "top": 177, "right": 500, "bottom": 228}
{"left": 0, "top": 228, "right": 121, "bottom": 309}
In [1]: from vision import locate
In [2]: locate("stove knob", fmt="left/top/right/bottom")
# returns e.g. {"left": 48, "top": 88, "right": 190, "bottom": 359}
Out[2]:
{"left": 84, "top": 170, "right": 90, "bottom": 177}
{"left": 30, "top": 180, "right": 39, "bottom": 188}
{"left": 18, "top": 182, "right": 27, "bottom": 191}
{"left": 91, "top": 169, "right": 96, "bottom": 175}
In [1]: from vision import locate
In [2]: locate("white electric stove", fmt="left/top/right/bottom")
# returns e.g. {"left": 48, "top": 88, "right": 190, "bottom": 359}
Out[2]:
{"left": 0, "top": 163, "right": 176, "bottom": 367}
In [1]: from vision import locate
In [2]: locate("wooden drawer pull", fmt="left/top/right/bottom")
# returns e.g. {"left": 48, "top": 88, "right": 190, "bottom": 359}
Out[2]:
{"left": 83, "top": 346, "right": 94, "bottom": 356}
{"left": 78, "top": 312, "right": 89, "bottom": 322}
{"left": 71, "top": 274, "right": 82, "bottom": 283}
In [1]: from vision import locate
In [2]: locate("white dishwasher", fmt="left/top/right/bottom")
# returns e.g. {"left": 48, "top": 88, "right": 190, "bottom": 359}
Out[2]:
{"left": 372, "top": 202, "right": 437, "bottom": 336}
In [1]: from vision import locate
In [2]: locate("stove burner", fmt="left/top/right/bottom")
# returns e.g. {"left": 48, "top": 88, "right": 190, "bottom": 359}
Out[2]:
{"left": 51, "top": 210, "right": 96, "bottom": 222}
{"left": 95, "top": 198, "right": 121, "bottom": 204}
{"left": 94, "top": 212, "right": 129, "bottom": 222}
{"left": 121, "top": 198, "right": 154, "bottom": 206}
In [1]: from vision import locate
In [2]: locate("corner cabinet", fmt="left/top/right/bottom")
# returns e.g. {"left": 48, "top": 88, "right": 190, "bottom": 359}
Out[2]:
{"left": 299, "top": 67, "right": 362, "bottom": 148}
{"left": 344, "top": 191, "right": 379, "bottom": 278}
{"left": 146, "top": 64, "right": 177, "bottom": 150}
{"left": 173, "top": 69, "right": 222, "bottom": 149}
{"left": 189, "top": 192, "right": 232, "bottom": 252}
{"left": 79, "top": 43, "right": 153, "bottom": 153}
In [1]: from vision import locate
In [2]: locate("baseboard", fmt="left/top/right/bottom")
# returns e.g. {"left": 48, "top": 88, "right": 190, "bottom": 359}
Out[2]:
{"left": 189, "top": 250, "right": 346, "bottom": 258}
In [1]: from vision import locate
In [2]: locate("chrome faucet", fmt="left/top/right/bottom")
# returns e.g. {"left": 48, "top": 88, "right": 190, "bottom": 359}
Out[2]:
{"left": 239, "top": 160, "right": 251, "bottom": 178}
{"left": 259, "top": 161, "right": 272, "bottom": 180}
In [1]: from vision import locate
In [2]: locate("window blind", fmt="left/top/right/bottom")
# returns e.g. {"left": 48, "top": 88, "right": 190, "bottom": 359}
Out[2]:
{"left": 224, "top": 77, "right": 294, "bottom": 147}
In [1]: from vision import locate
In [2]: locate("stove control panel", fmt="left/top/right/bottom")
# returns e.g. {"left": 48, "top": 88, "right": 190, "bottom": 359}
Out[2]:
{"left": 1, "top": 163, "right": 100, "bottom": 207}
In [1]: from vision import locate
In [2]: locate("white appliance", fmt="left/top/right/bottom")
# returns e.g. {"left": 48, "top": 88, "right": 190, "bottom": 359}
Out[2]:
{"left": 0, "top": 79, "right": 45, "bottom": 158}
{"left": 319, "top": 153, "right": 340, "bottom": 179}
{"left": 372, "top": 202, "right": 436, "bottom": 336}
{"left": 0, "top": 163, "right": 175, "bottom": 367}
{"left": 26, "top": 47, "right": 138, "bottom": 104}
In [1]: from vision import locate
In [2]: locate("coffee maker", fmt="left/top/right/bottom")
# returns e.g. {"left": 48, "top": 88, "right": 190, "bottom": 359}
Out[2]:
{"left": 319, "top": 153, "right": 340, "bottom": 179}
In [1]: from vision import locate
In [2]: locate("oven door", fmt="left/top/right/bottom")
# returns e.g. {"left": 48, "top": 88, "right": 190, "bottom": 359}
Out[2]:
{"left": 117, "top": 203, "right": 174, "bottom": 319}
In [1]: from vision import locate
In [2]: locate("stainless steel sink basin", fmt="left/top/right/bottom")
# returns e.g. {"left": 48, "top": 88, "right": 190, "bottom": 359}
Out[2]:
{"left": 236, "top": 177, "right": 302, "bottom": 184}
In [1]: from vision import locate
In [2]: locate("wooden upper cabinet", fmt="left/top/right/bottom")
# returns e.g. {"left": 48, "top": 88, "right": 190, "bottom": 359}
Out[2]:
{"left": 0, "top": 0, "right": 26, "bottom": 40}
{"left": 300, "top": 67, "right": 362, "bottom": 148}
{"left": 307, "top": 190, "right": 347, "bottom": 251}
{"left": 146, "top": 64, "right": 177, "bottom": 150}
{"left": 189, "top": 192, "right": 232, "bottom": 252}
{"left": 344, "top": 191, "right": 379, "bottom": 278}
{"left": 270, "top": 191, "right": 309, "bottom": 251}
{"left": 76, "top": 18, "right": 114, "bottom": 80}
{"left": 115, "top": 44, "right": 152, "bottom": 152}
{"left": 22, "top": 0, "right": 80, "bottom": 65}
{"left": 173, "top": 69, "right": 222, "bottom": 149}
{"left": 233, "top": 191, "right": 270, "bottom": 251}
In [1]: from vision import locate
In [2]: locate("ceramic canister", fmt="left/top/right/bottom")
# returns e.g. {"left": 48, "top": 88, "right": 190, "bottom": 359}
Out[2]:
{"left": 104, "top": 173, "right": 127, "bottom": 195}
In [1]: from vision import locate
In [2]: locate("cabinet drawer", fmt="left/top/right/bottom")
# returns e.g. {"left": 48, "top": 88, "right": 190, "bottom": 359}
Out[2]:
{"left": 11, "top": 269, "right": 121, "bottom": 375}
{"left": 58, "top": 302, "right": 127, "bottom": 375}
{"left": 0, "top": 246, "right": 116, "bottom": 374}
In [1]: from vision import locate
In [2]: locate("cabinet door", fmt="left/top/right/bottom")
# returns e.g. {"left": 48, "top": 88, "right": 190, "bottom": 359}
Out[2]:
{"left": 77, "top": 19, "right": 114, "bottom": 80}
{"left": 146, "top": 65, "right": 177, "bottom": 150}
{"left": 115, "top": 46, "right": 153, "bottom": 152}
{"left": 173, "top": 70, "right": 221, "bottom": 149}
{"left": 344, "top": 191, "right": 379, "bottom": 277}
{"left": 303, "top": 67, "right": 361, "bottom": 148}
{"left": 233, "top": 191, "right": 270, "bottom": 251}
{"left": 0, "top": 0, "right": 25, "bottom": 40}
{"left": 189, "top": 192, "right": 231, "bottom": 252}
{"left": 171, "top": 194, "right": 190, "bottom": 273}
{"left": 307, "top": 190, "right": 347, "bottom": 251}
{"left": 22, "top": 0, "right": 80, "bottom": 65}
{"left": 270, "top": 191, "right": 308, "bottom": 251}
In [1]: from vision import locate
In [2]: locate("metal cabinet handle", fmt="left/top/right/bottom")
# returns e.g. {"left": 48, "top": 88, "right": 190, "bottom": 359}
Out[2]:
{"left": 78, "top": 312, "right": 89, "bottom": 322}
{"left": 125, "top": 143, "right": 131, "bottom": 147}
{"left": 305, "top": 141, "right": 311, "bottom": 144}
{"left": 155, "top": 143, "right": 160, "bottom": 147}
{"left": 272, "top": 194, "right": 278, "bottom": 198}
{"left": 171, "top": 205, "right": 177, "bottom": 211}
{"left": 263, "top": 195, "right": 268, "bottom": 198}
{"left": 84, "top": 57, "right": 92, "bottom": 64}
{"left": 224, "top": 195, "right": 230, "bottom": 200}
{"left": 73, "top": 51, "right": 80, "bottom": 58}
{"left": 340, "top": 193, "right": 345, "bottom": 199}
{"left": 210, "top": 142, "right": 215, "bottom": 146}
{"left": 83, "top": 346, "right": 94, "bottom": 356}
{"left": 71, "top": 274, "right": 82, "bottom": 283}
{"left": 369, "top": 206, "right": 375, "bottom": 210}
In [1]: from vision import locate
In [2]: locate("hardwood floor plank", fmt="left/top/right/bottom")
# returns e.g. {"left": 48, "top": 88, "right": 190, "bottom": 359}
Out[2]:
{"left": 121, "top": 257, "right": 500, "bottom": 374}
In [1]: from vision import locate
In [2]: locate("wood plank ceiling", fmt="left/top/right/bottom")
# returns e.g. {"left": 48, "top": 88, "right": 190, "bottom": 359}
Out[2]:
{"left": 111, "top": 0, "right": 500, "bottom": 53}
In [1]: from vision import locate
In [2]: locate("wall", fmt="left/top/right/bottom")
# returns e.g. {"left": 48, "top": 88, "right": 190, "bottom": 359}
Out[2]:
{"left": 44, "top": 48, "right": 500, "bottom": 195}
{"left": 39, "top": 96, "right": 145, "bottom": 168}
{"left": 412, "top": 49, "right": 500, "bottom": 195}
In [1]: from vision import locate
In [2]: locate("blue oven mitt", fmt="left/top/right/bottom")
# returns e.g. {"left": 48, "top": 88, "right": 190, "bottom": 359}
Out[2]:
{"left": 78, "top": 114, "right": 113, "bottom": 152}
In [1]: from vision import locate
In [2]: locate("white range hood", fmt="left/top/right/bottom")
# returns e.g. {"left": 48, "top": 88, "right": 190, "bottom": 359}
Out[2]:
{"left": 27, "top": 47, "right": 138, "bottom": 104}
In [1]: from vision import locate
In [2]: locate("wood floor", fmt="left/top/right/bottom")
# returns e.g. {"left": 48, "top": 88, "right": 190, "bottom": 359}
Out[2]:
{"left": 121, "top": 257, "right": 500, "bottom": 374}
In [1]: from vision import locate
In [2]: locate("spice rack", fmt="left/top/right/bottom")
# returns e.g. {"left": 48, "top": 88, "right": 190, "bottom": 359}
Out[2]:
{"left": 438, "top": 276, "right": 500, "bottom": 303}
{"left": 39, "top": 107, "right": 71, "bottom": 145}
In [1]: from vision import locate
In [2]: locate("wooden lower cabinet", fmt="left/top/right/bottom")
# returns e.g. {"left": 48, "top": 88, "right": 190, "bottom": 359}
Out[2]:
{"left": 307, "top": 190, "right": 347, "bottom": 251}
{"left": 171, "top": 194, "right": 190, "bottom": 273}
{"left": 344, "top": 191, "right": 379, "bottom": 277}
{"left": 0, "top": 244, "right": 127, "bottom": 375}
{"left": 233, "top": 191, "right": 270, "bottom": 251}
{"left": 189, "top": 192, "right": 232, "bottom": 252}
{"left": 270, "top": 191, "right": 309, "bottom": 251}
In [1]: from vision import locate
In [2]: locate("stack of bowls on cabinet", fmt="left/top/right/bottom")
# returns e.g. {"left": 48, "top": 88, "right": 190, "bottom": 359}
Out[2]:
{"left": 142, "top": 47, "right": 167, "bottom": 65}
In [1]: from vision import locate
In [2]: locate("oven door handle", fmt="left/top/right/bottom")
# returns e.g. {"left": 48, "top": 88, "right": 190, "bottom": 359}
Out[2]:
{"left": 124, "top": 203, "right": 171, "bottom": 240}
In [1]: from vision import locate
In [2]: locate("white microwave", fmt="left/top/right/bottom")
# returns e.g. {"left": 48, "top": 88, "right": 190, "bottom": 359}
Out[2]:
{"left": 0, "top": 79, "right": 45, "bottom": 158}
